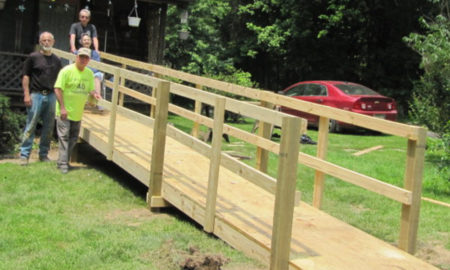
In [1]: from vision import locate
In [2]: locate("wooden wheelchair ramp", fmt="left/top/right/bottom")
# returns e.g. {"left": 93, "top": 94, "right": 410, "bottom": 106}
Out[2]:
{"left": 78, "top": 111, "right": 437, "bottom": 270}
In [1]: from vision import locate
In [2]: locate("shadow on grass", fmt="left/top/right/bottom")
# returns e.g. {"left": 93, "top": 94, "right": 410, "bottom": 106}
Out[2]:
{"left": 75, "top": 142, "right": 204, "bottom": 228}
{"left": 76, "top": 143, "right": 148, "bottom": 199}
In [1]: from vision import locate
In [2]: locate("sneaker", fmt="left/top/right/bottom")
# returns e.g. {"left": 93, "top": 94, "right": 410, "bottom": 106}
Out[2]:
{"left": 19, "top": 156, "right": 29, "bottom": 166}
{"left": 39, "top": 156, "right": 51, "bottom": 162}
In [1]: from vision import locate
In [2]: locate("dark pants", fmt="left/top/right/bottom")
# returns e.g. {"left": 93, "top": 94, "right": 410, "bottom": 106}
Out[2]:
{"left": 56, "top": 117, "right": 81, "bottom": 169}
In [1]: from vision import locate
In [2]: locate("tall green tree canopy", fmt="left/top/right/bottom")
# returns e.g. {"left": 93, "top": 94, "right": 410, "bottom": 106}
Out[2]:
{"left": 164, "top": 0, "right": 440, "bottom": 115}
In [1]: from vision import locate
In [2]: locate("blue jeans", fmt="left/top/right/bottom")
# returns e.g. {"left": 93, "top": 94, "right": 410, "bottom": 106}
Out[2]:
{"left": 20, "top": 92, "right": 56, "bottom": 159}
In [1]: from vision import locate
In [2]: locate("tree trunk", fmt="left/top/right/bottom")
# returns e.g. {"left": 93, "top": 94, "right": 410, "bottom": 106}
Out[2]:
{"left": 146, "top": 3, "right": 167, "bottom": 64}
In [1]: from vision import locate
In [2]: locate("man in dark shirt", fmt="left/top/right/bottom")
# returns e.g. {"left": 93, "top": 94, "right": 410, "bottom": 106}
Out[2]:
{"left": 69, "top": 9, "right": 99, "bottom": 53}
{"left": 19, "top": 31, "right": 62, "bottom": 165}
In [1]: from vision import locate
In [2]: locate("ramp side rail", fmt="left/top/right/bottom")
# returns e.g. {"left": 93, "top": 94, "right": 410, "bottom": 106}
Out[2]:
{"left": 54, "top": 49, "right": 306, "bottom": 269}
{"left": 96, "top": 50, "right": 426, "bottom": 255}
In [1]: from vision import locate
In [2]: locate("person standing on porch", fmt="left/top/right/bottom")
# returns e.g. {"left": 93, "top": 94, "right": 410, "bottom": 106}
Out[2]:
{"left": 75, "top": 33, "right": 104, "bottom": 112}
{"left": 19, "top": 31, "right": 62, "bottom": 166}
{"left": 54, "top": 48, "right": 101, "bottom": 174}
{"left": 69, "top": 9, "right": 99, "bottom": 53}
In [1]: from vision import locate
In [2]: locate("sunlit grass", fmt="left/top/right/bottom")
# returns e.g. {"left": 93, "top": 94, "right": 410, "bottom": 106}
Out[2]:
{"left": 0, "top": 160, "right": 264, "bottom": 270}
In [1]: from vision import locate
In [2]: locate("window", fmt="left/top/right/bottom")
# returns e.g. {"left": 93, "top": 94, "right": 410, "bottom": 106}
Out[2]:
{"left": 335, "top": 84, "right": 378, "bottom": 95}
{"left": 285, "top": 84, "right": 327, "bottom": 96}
{"left": 308, "top": 84, "right": 327, "bottom": 96}
{"left": 284, "top": 85, "right": 308, "bottom": 96}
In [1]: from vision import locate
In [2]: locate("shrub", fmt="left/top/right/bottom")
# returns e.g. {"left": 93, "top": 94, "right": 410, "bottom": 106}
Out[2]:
{"left": 404, "top": 15, "right": 450, "bottom": 173}
{"left": 404, "top": 15, "right": 450, "bottom": 135}
{"left": 0, "top": 95, "right": 25, "bottom": 154}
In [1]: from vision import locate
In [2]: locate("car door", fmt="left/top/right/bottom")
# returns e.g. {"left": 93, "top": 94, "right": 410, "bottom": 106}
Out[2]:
{"left": 281, "top": 84, "right": 321, "bottom": 124}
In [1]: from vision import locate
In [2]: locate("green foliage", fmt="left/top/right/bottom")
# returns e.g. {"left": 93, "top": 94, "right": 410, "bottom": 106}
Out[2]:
{"left": 164, "top": 0, "right": 442, "bottom": 116}
{"left": 164, "top": 1, "right": 257, "bottom": 106}
{"left": 0, "top": 95, "right": 24, "bottom": 154}
{"left": 404, "top": 15, "right": 450, "bottom": 136}
{"left": 165, "top": 1, "right": 254, "bottom": 86}
{"left": 425, "top": 134, "right": 450, "bottom": 185}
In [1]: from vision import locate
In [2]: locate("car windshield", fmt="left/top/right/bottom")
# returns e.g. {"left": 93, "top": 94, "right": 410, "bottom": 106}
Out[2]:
{"left": 335, "top": 84, "right": 379, "bottom": 95}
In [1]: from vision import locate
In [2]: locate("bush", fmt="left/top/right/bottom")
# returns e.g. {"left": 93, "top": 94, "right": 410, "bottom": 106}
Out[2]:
{"left": 425, "top": 124, "right": 450, "bottom": 180}
{"left": 0, "top": 95, "right": 25, "bottom": 154}
{"left": 404, "top": 15, "right": 450, "bottom": 135}
{"left": 404, "top": 14, "right": 450, "bottom": 175}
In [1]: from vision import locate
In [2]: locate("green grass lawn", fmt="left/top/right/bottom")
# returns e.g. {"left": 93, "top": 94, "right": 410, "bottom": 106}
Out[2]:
{"left": 0, "top": 156, "right": 265, "bottom": 270}
{"left": 0, "top": 114, "right": 448, "bottom": 269}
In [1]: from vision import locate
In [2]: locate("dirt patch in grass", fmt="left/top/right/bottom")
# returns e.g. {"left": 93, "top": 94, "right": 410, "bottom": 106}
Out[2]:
{"left": 417, "top": 239, "right": 450, "bottom": 270}
{"left": 141, "top": 240, "right": 231, "bottom": 270}
{"left": 180, "top": 246, "right": 230, "bottom": 270}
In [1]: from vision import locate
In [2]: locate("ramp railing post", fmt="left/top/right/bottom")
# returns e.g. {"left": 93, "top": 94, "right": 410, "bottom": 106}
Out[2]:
{"left": 312, "top": 116, "right": 329, "bottom": 208}
{"left": 191, "top": 84, "right": 203, "bottom": 138}
{"left": 399, "top": 127, "right": 426, "bottom": 253}
{"left": 150, "top": 73, "right": 160, "bottom": 118}
{"left": 204, "top": 97, "right": 226, "bottom": 233}
{"left": 106, "top": 68, "right": 121, "bottom": 160}
{"left": 118, "top": 63, "right": 126, "bottom": 106}
{"left": 147, "top": 81, "right": 171, "bottom": 209}
{"left": 255, "top": 101, "right": 274, "bottom": 173}
{"left": 270, "top": 116, "right": 303, "bottom": 270}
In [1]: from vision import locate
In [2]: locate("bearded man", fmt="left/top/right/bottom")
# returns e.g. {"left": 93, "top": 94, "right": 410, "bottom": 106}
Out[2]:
{"left": 19, "top": 31, "right": 62, "bottom": 165}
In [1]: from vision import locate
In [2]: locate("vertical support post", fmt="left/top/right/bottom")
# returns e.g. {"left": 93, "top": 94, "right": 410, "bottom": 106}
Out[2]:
{"left": 256, "top": 101, "right": 274, "bottom": 173}
{"left": 118, "top": 64, "right": 126, "bottom": 106}
{"left": 312, "top": 116, "right": 329, "bottom": 208}
{"left": 150, "top": 73, "right": 160, "bottom": 118}
{"left": 147, "top": 81, "right": 171, "bottom": 209}
{"left": 204, "top": 97, "right": 226, "bottom": 233}
{"left": 191, "top": 84, "right": 203, "bottom": 138}
{"left": 270, "top": 116, "right": 302, "bottom": 270}
{"left": 107, "top": 68, "right": 121, "bottom": 160}
{"left": 399, "top": 127, "right": 427, "bottom": 254}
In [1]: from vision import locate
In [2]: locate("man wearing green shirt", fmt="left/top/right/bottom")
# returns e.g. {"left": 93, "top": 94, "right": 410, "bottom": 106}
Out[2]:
{"left": 54, "top": 47, "right": 101, "bottom": 174}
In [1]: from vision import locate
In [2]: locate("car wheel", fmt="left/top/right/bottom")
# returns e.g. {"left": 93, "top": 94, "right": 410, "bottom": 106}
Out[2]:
{"left": 329, "top": 119, "right": 341, "bottom": 133}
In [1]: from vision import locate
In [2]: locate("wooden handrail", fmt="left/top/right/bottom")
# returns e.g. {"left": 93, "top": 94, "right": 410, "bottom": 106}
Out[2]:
{"left": 100, "top": 50, "right": 423, "bottom": 139}
{"left": 53, "top": 48, "right": 426, "bottom": 254}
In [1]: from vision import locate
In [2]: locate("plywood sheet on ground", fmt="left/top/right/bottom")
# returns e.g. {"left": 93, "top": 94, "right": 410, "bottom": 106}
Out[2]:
{"left": 79, "top": 111, "right": 438, "bottom": 270}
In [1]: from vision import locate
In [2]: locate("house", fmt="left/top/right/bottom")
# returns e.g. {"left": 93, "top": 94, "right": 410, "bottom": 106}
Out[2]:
{"left": 0, "top": 0, "right": 193, "bottom": 104}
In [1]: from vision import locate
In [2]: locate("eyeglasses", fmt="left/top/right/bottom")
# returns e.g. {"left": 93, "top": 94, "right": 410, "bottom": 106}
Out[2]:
{"left": 80, "top": 16, "right": 89, "bottom": 19}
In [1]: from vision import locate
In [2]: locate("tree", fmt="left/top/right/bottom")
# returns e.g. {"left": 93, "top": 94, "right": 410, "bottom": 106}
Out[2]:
{"left": 225, "top": 0, "right": 431, "bottom": 115}
{"left": 164, "top": 0, "right": 254, "bottom": 88}
{"left": 404, "top": 14, "right": 450, "bottom": 135}
{"left": 164, "top": 0, "right": 439, "bottom": 116}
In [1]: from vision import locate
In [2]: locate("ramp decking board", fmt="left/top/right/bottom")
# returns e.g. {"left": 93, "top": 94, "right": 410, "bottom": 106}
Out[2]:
{"left": 78, "top": 111, "right": 437, "bottom": 270}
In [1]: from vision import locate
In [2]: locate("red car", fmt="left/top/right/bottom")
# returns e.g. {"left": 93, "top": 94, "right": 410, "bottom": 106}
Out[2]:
{"left": 280, "top": 81, "right": 397, "bottom": 132}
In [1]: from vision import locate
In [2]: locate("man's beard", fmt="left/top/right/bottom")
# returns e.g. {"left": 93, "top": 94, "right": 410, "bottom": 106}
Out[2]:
{"left": 41, "top": 45, "right": 52, "bottom": 52}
